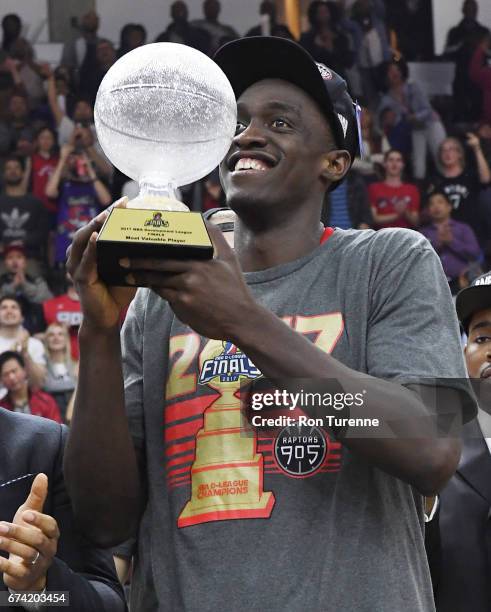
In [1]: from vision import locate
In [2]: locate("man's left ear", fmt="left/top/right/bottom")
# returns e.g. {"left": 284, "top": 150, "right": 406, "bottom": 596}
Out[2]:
{"left": 320, "top": 150, "right": 351, "bottom": 184}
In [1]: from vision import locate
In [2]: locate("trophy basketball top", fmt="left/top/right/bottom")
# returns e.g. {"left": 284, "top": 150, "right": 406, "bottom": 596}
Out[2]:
{"left": 94, "top": 42, "right": 237, "bottom": 202}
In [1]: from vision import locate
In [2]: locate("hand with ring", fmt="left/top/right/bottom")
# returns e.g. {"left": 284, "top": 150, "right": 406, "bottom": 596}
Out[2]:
{"left": 0, "top": 474, "right": 60, "bottom": 592}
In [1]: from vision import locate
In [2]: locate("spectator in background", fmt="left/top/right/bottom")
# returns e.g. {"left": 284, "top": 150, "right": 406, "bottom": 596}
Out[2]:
{"left": 0, "top": 296, "right": 46, "bottom": 391}
{"left": 0, "top": 415, "right": 127, "bottom": 610}
{"left": 300, "top": 1, "right": 353, "bottom": 79}
{"left": 43, "top": 276, "right": 82, "bottom": 361}
{"left": 27, "top": 126, "right": 59, "bottom": 219}
{"left": 45, "top": 142, "right": 111, "bottom": 269}
{"left": 1, "top": 14, "right": 22, "bottom": 55}
{"left": 352, "top": 106, "right": 389, "bottom": 180}
{"left": 0, "top": 156, "right": 49, "bottom": 273}
{"left": 385, "top": 0, "right": 434, "bottom": 61}
{"left": 46, "top": 66, "right": 112, "bottom": 180}
{"left": 378, "top": 59, "right": 446, "bottom": 180}
{"left": 470, "top": 31, "right": 491, "bottom": 125}
{"left": 61, "top": 10, "right": 101, "bottom": 79}
{"left": 8, "top": 38, "right": 46, "bottom": 110}
{"left": 420, "top": 191, "right": 481, "bottom": 294}
{"left": 429, "top": 135, "right": 491, "bottom": 245}
{"left": 155, "top": 1, "right": 211, "bottom": 55}
{"left": 118, "top": 23, "right": 147, "bottom": 58}
{"left": 79, "top": 38, "right": 117, "bottom": 106}
{"left": 0, "top": 351, "right": 60, "bottom": 422}
{"left": 245, "top": 1, "right": 279, "bottom": 37}
{"left": 192, "top": 0, "right": 238, "bottom": 55}
{"left": 0, "top": 93, "right": 35, "bottom": 158}
{"left": 369, "top": 149, "right": 420, "bottom": 229}
{"left": 42, "top": 323, "right": 77, "bottom": 422}
{"left": 350, "top": 0, "right": 391, "bottom": 106}
{"left": 444, "top": 0, "right": 489, "bottom": 123}
{"left": 322, "top": 170, "right": 373, "bottom": 229}
{"left": 0, "top": 243, "right": 51, "bottom": 333}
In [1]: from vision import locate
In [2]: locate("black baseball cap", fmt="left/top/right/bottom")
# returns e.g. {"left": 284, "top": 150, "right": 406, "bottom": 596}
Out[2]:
{"left": 456, "top": 271, "right": 491, "bottom": 333}
{"left": 214, "top": 36, "right": 361, "bottom": 174}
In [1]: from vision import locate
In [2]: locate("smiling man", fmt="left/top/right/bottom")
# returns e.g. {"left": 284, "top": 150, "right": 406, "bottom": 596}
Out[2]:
{"left": 424, "top": 272, "right": 491, "bottom": 612}
{"left": 64, "top": 37, "right": 475, "bottom": 612}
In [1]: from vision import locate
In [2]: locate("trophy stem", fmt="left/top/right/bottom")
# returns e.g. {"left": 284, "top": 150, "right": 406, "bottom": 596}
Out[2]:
{"left": 128, "top": 181, "right": 189, "bottom": 211}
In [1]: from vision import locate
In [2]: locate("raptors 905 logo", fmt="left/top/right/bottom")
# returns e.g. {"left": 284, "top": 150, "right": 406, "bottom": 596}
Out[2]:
{"left": 274, "top": 425, "right": 327, "bottom": 477}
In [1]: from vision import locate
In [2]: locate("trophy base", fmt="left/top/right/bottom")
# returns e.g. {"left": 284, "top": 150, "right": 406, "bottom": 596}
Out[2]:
{"left": 96, "top": 207, "right": 213, "bottom": 287}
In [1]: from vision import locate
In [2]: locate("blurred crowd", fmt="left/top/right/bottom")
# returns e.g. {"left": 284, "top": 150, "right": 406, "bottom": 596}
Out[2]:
{"left": 0, "top": 0, "right": 490, "bottom": 427}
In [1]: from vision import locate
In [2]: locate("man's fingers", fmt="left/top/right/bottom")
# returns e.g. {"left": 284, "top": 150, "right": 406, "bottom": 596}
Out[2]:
{"left": 205, "top": 221, "right": 235, "bottom": 261}
{"left": 125, "top": 271, "right": 185, "bottom": 290}
{"left": 111, "top": 195, "right": 129, "bottom": 210}
{"left": 0, "top": 523, "right": 52, "bottom": 554}
{"left": 76, "top": 232, "right": 99, "bottom": 285}
{"left": 24, "top": 474, "right": 48, "bottom": 513}
{"left": 0, "top": 556, "right": 31, "bottom": 581}
{"left": 22, "top": 511, "right": 60, "bottom": 541}
{"left": 0, "top": 536, "right": 38, "bottom": 563}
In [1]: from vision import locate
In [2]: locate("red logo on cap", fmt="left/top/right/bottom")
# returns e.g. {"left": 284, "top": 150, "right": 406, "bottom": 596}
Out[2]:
{"left": 316, "top": 63, "right": 332, "bottom": 80}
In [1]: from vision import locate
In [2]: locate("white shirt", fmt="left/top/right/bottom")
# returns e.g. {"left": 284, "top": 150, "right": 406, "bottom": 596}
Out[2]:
{"left": 0, "top": 335, "right": 46, "bottom": 366}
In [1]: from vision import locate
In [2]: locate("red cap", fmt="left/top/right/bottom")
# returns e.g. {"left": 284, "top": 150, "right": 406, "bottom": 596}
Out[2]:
{"left": 3, "top": 242, "right": 26, "bottom": 258}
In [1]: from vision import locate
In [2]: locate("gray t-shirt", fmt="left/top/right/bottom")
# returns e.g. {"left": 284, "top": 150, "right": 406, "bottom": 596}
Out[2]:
{"left": 121, "top": 227, "right": 474, "bottom": 612}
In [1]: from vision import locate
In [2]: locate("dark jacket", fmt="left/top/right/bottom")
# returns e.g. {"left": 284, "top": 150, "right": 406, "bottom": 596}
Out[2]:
{"left": 425, "top": 417, "right": 491, "bottom": 612}
{"left": 322, "top": 172, "right": 373, "bottom": 229}
{"left": 0, "top": 409, "right": 127, "bottom": 612}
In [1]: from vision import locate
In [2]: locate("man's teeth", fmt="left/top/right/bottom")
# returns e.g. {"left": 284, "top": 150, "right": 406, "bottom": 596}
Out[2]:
{"left": 234, "top": 157, "right": 269, "bottom": 172}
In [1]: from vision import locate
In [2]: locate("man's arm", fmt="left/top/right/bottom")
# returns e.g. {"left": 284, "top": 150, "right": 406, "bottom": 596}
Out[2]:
{"left": 63, "top": 205, "right": 141, "bottom": 547}
{"left": 46, "top": 72, "right": 64, "bottom": 128}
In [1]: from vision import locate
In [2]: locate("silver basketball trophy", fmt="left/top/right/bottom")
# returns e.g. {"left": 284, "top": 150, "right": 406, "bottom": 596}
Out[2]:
{"left": 93, "top": 42, "right": 237, "bottom": 285}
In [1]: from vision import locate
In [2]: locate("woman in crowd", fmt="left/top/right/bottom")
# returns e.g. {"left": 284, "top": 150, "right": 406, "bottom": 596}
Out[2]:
{"left": 378, "top": 59, "right": 446, "bottom": 180}
{"left": 42, "top": 322, "right": 77, "bottom": 421}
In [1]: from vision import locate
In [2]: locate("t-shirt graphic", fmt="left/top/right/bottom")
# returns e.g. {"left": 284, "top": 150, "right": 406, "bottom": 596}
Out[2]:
{"left": 55, "top": 181, "right": 100, "bottom": 263}
{"left": 165, "top": 315, "right": 344, "bottom": 528}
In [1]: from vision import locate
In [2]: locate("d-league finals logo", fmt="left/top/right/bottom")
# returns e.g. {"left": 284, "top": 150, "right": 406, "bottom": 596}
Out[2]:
{"left": 144, "top": 212, "right": 169, "bottom": 228}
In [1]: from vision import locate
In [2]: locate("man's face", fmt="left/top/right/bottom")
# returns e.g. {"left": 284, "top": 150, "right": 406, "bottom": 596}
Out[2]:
{"left": 73, "top": 101, "right": 93, "bottom": 123}
{"left": 465, "top": 307, "right": 491, "bottom": 407}
{"left": 384, "top": 151, "right": 404, "bottom": 178}
{"left": 5, "top": 250, "right": 26, "bottom": 274}
{"left": 0, "top": 299, "right": 22, "bottom": 328}
{"left": 9, "top": 95, "right": 28, "bottom": 120}
{"left": 428, "top": 194, "right": 452, "bottom": 222}
{"left": 463, "top": 0, "right": 478, "bottom": 20}
{"left": 0, "top": 358, "right": 27, "bottom": 393}
{"left": 82, "top": 10, "right": 99, "bottom": 34}
{"left": 220, "top": 79, "right": 336, "bottom": 216}
{"left": 3, "top": 160, "right": 23, "bottom": 186}
{"left": 204, "top": 0, "right": 220, "bottom": 20}
{"left": 171, "top": 1, "right": 188, "bottom": 22}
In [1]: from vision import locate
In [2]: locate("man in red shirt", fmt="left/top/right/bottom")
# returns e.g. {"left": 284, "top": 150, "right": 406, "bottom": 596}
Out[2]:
{"left": 368, "top": 149, "right": 420, "bottom": 229}
{"left": 43, "top": 278, "right": 82, "bottom": 360}
{"left": 0, "top": 351, "right": 62, "bottom": 422}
